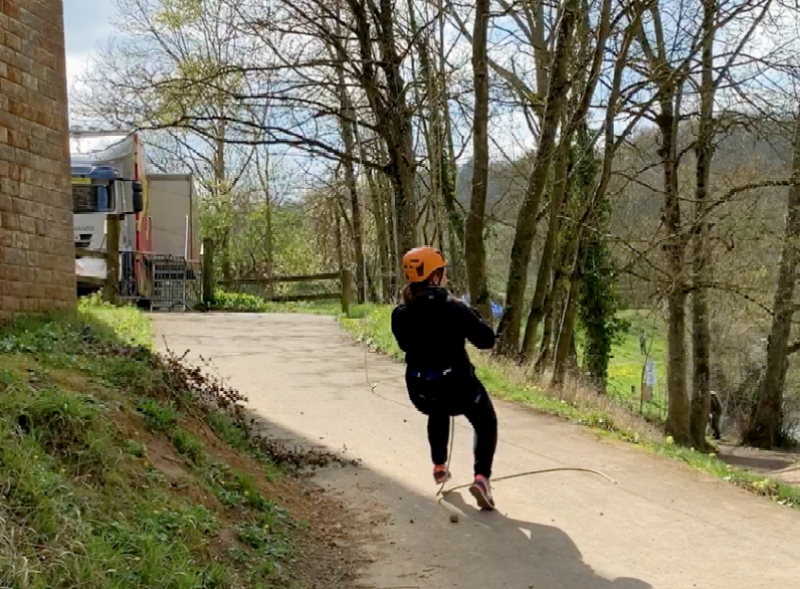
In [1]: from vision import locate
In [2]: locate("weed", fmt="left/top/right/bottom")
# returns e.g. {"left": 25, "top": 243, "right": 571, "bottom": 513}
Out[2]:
{"left": 0, "top": 388, "right": 103, "bottom": 459}
{"left": 145, "top": 467, "right": 169, "bottom": 486}
{"left": 138, "top": 398, "right": 180, "bottom": 432}
{"left": 123, "top": 438, "right": 146, "bottom": 457}
{"left": 173, "top": 429, "right": 207, "bottom": 463}
{"left": 236, "top": 523, "right": 292, "bottom": 557}
{"left": 234, "top": 472, "right": 276, "bottom": 512}
{"left": 207, "top": 410, "right": 250, "bottom": 451}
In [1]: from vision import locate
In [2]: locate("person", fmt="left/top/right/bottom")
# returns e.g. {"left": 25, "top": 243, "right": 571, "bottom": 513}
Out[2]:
{"left": 391, "top": 246, "right": 499, "bottom": 510}
{"left": 709, "top": 391, "right": 722, "bottom": 440}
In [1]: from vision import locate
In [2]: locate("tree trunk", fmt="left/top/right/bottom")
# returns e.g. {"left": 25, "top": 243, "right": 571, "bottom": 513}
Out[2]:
{"left": 259, "top": 148, "right": 275, "bottom": 297}
{"left": 522, "top": 144, "right": 570, "bottom": 361}
{"left": 552, "top": 260, "right": 582, "bottom": 387}
{"left": 495, "top": 0, "right": 578, "bottom": 355}
{"left": 437, "top": 0, "right": 465, "bottom": 286}
{"left": 214, "top": 132, "right": 233, "bottom": 282}
{"left": 689, "top": 0, "right": 716, "bottom": 451}
{"left": 659, "top": 101, "right": 691, "bottom": 445}
{"left": 335, "top": 59, "right": 366, "bottom": 303}
{"left": 440, "top": 71, "right": 464, "bottom": 290}
{"left": 385, "top": 133, "right": 417, "bottom": 258}
{"left": 348, "top": 0, "right": 418, "bottom": 260}
{"left": 465, "top": 0, "right": 492, "bottom": 321}
{"left": 535, "top": 275, "right": 562, "bottom": 374}
{"left": 745, "top": 112, "right": 800, "bottom": 449}
{"left": 362, "top": 137, "right": 392, "bottom": 302}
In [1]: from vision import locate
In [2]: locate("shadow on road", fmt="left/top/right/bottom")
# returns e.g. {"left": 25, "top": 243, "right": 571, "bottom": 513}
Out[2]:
{"left": 248, "top": 409, "right": 651, "bottom": 589}
{"left": 441, "top": 492, "right": 651, "bottom": 589}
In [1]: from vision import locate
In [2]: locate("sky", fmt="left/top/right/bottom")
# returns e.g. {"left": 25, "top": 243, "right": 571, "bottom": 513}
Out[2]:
{"left": 63, "top": 0, "right": 119, "bottom": 86}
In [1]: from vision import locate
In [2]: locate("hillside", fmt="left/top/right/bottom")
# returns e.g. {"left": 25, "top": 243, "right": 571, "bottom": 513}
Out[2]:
{"left": 0, "top": 302, "right": 361, "bottom": 588}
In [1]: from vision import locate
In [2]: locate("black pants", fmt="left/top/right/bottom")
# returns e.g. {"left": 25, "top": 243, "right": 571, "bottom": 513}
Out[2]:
{"left": 406, "top": 370, "right": 497, "bottom": 479}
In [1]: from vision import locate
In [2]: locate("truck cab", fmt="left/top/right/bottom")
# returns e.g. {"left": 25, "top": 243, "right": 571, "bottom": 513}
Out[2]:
{"left": 72, "top": 164, "right": 119, "bottom": 251}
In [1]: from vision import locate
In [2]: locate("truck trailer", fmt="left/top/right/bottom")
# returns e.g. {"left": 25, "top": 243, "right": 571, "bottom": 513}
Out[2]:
{"left": 71, "top": 131, "right": 199, "bottom": 307}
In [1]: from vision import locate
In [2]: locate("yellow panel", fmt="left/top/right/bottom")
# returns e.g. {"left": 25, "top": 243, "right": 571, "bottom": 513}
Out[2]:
{"left": 71, "top": 177, "right": 92, "bottom": 185}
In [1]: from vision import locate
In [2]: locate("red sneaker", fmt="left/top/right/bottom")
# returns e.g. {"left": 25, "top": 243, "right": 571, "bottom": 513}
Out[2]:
{"left": 469, "top": 475, "right": 495, "bottom": 510}
{"left": 433, "top": 465, "right": 451, "bottom": 485}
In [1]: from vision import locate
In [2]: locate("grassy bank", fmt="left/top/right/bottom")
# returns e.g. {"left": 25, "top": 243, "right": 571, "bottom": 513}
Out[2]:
{"left": 0, "top": 300, "right": 353, "bottom": 588}
{"left": 339, "top": 304, "right": 800, "bottom": 510}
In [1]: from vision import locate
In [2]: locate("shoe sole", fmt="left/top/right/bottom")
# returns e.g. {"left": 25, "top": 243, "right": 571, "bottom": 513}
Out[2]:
{"left": 434, "top": 473, "right": 452, "bottom": 485}
{"left": 469, "top": 484, "right": 495, "bottom": 511}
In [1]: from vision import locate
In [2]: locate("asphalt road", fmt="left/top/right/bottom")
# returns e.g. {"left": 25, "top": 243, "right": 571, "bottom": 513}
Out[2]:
{"left": 154, "top": 313, "right": 800, "bottom": 589}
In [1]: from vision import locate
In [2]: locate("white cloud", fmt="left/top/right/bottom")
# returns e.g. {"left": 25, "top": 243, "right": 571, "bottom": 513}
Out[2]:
{"left": 63, "top": 0, "right": 119, "bottom": 84}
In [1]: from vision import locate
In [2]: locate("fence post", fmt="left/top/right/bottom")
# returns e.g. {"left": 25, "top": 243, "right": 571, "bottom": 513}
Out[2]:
{"left": 104, "top": 214, "right": 120, "bottom": 304}
{"left": 340, "top": 268, "right": 352, "bottom": 317}
{"left": 202, "top": 238, "right": 215, "bottom": 306}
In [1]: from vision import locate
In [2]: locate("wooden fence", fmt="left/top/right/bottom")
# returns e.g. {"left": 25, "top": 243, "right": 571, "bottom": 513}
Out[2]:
{"left": 202, "top": 238, "right": 353, "bottom": 315}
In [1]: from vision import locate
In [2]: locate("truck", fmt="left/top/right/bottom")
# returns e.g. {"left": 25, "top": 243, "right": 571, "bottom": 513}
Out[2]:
{"left": 70, "top": 131, "right": 200, "bottom": 306}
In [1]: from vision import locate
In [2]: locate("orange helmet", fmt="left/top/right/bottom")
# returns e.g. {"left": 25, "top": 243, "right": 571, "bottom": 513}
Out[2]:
{"left": 402, "top": 247, "right": 447, "bottom": 283}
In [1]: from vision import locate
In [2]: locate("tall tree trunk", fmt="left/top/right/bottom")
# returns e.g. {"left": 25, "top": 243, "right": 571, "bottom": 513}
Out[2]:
{"left": 334, "top": 65, "right": 366, "bottom": 301}
{"left": 745, "top": 112, "right": 800, "bottom": 449}
{"left": 385, "top": 133, "right": 417, "bottom": 259}
{"left": 659, "top": 97, "right": 691, "bottom": 445}
{"left": 215, "top": 131, "right": 233, "bottom": 283}
{"left": 522, "top": 144, "right": 570, "bottom": 361}
{"left": 348, "top": 0, "right": 418, "bottom": 260}
{"left": 258, "top": 148, "right": 275, "bottom": 297}
{"left": 362, "top": 135, "right": 392, "bottom": 302}
{"left": 434, "top": 0, "right": 464, "bottom": 287}
{"left": 465, "top": 0, "right": 491, "bottom": 320}
{"left": 334, "top": 199, "right": 346, "bottom": 282}
{"left": 495, "top": 0, "right": 578, "bottom": 355}
{"left": 690, "top": 0, "right": 716, "bottom": 450}
{"left": 381, "top": 164, "right": 401, "bottom": 298}
{"left": 369, "top": 169, "right": 392, "bottom": 302}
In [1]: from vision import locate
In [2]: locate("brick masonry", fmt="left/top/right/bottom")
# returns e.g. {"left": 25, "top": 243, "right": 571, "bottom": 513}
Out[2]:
{"left": 0, "top": 0, "right": 75, "bottom": 320}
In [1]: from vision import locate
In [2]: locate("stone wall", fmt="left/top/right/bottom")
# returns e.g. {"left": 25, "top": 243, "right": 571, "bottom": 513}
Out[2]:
{"left": 0, "top": 0, "right": 74, "bottom": 319}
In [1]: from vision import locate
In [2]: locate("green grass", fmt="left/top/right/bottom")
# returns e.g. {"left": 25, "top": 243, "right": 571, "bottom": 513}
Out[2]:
{"left": 138, "top": 398, "right": 181, "bottom": 432}
{"left": 0, "top": 301, "right": 304, "bottom": 587}
{"left": 172, "top": 429, "right": 207, "bottom": 463}
{"left": 604, "top": 310, "right": 669, "bottom": 420}
{"left": 339, "top": 303, "right": 800, "bottom": 510}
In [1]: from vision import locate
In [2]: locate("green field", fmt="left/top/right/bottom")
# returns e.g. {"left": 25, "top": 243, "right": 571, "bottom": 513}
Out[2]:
{"left": 603, "top": 310, "right": 669, "bottom": 421}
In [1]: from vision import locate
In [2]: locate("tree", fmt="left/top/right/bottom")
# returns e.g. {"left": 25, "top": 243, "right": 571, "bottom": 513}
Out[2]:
{"left": 746, "top": 111, "right": 800, "bottom": 449}
{"left": 689, "top": 0, "right": 717, "bottom": 451}
{"left": 465, "top": 0, "right": 492, "bottom": 321}
{"left": 494, "top": 0, "right": 581, "bottom": 356}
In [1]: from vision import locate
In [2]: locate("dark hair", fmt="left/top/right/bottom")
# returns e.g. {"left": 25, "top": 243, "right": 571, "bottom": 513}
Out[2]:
{"left": 402, "top": 268, "right": 445, "bottom": 304}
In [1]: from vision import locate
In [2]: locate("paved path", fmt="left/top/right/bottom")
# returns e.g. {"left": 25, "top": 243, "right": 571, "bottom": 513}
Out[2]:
{"left": 155, "top": 313, "right": 800, "bottom": 589}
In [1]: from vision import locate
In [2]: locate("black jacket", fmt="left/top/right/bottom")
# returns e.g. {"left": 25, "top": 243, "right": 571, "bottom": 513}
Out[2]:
{"left": 391, "top": 287, "right": 496, "bottom": 373}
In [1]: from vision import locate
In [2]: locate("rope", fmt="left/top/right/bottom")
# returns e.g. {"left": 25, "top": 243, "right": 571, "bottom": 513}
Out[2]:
{"left": 437, "top": 467, "right": 617, "bottom": 497}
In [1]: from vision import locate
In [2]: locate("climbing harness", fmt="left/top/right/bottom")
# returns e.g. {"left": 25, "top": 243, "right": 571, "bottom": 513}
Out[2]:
{"left": 361, "top": 324, "right": 617, "bottom": 509}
